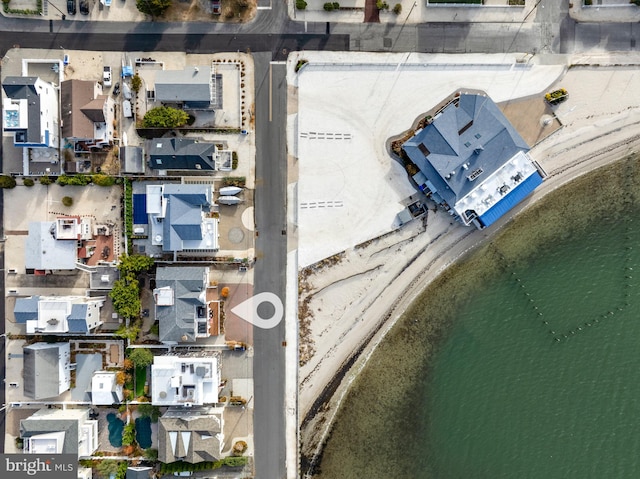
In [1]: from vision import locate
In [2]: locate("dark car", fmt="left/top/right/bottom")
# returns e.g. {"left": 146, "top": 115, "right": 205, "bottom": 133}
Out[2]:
{"left": 79, "top": 0, "right": 89, "bottom": 14}
{"left": 112, "top": 82, "right": 120, "bottom": 96}
{"left": 67, "top": 0, "right": 76, "bottom": 14}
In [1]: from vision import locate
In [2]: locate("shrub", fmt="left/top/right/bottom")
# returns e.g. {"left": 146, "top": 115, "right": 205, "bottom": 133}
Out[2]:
{"left": 23, "top": 178, "right": 35, "bottom": 187}
{"left": 62, "top": 196, "right": 73, "bottom": 207}
{"left": 393, "top": 2, "right": 401, "bottom": 13}
{"left": 232, "top": 440, "right": 248, "bottom": 455}
{"left": 136, "top": 0, "right": 171, "bottom": 16}
{"left": 131, "top": 74, "right": 142, "bottom": 93}
{"left": 144, "top": 448, "right": 158, "bottom": 461}
{"left": 376, "top": 0, "right": 388, "bottom": 9}
{"left": 222, "top": 176, "right": 246, "bottom": 187}
{"left": 221, "top": 286, "right": 230, "bottom": 298}
{"left": 39, "top": 175, "right": 52, "bottom": 185}
{"left": 0, "top": 175, "right": 16, "bottom": 189}
{"left": 92, "top": 174, "right": 116, "bottom": 187}
{"left": 122, "top": 423, "right": 135, "bottom": 446}
{"left": 295, "top": 0, "right": 307, "bottom": 8}
{"left": 232, "top": 151, "right": 238, "bottom": 169}
{"left": 142, "top": 106, "right": 189, "bottom": 128}
{"left": 323, "top": 2, "right": 334, "bottom": 10}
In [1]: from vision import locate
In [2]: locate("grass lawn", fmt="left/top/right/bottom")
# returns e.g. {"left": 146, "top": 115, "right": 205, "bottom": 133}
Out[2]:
{"left": 135, "top": 366, "right": 146, "bottom": 397}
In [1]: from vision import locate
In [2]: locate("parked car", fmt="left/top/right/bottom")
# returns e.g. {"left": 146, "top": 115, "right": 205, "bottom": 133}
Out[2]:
{"left": 211, "top": 0, "right": 221, "bottom": 14}
{"left": 103, "top": 66, "right": 112, "bottom": 87}
{"left": 79, "top": 0, "right": 89, "bottom": 14}
{"left": 112, "top": 82, "right": 121, "bottom": 96}
{"left": 67, "top": 0, "right": 77, "bottom": 14}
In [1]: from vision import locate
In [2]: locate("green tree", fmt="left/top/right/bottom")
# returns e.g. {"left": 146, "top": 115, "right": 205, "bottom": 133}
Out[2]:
{"left": 128, "top": 348, "right": 154, "bottom": 368}
{"left": 23, "top": 178, "right": 35, "bottom": 186}
{"left": 118, "top": 254, "right": 155, "bottom": 276}
{"left": 0, "top": 175, "right": 16, "bottom": 189}
{"left": 392, "top": 2, "right": 401, "bottom": 13}
{"left": 62, "top": 196, "right": 73, "bottom": 207}
{"left": 376, "top": 0, "right": 388, "bottom": 9}
{"left": 323, "top": 2, "right": 334, "bottom": 9}
{"left": 39, "top": 175, "right": 52, "bottom": 185}
{"left": 142, "top": 106, "right": 189, "bottom": 128}
{"left": 136, "top": 0, "right": 171, "bottom": 16}
{"left": 295, "top": 0, "right": 307, "bottom": 8}
{"left": 131, "top": 74, "right": 142, "bottom": 93}
{"left": 110, "top": 277, "right": 141, "bottom": 319}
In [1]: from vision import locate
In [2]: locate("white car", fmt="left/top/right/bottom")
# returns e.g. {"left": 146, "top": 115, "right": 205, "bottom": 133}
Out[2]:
{"left": 103, "top": 66, "right": 112, "bottom": 87}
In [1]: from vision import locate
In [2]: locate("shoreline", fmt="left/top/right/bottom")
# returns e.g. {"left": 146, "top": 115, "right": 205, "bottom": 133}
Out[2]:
{"left": 290, "top": 55, "right": 640, "bottom": 477}
{"left": 298, "top": 114, "right": 640, "bottom": 477}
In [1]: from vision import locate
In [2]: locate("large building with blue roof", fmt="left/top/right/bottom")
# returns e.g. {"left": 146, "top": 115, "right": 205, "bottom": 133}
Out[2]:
{"left": 403, "top": 93, "right": 546, "bottom": 229}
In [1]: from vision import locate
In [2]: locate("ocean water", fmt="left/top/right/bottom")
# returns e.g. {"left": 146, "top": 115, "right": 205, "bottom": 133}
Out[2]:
{"left": 314, "top": 155, "right": 640, "bottom": 479}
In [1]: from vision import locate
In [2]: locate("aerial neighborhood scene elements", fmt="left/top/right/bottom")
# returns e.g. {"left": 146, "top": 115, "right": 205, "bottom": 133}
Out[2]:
{"left": 1, "top": 1, "right": 640, "bottom": 479}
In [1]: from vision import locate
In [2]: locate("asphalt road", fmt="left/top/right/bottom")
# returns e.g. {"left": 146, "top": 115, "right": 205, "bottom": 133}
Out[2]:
{"left": 252, "top": 54, "right": 288, "bottom": 478}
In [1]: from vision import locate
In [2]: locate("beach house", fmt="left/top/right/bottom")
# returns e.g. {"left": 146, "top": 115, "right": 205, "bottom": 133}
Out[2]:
{"left": 403, "top": 93, "right": 546, "bottom": 229}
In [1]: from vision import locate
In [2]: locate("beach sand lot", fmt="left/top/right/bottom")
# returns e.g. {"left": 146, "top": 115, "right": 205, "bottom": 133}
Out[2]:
{"left": 289, "top": 52, "right": 640, "bottom": 467}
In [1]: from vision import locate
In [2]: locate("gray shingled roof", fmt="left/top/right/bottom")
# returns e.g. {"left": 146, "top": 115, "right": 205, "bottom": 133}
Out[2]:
{"left": 126, "top": 467, "right": 153, "bottom": 479}
{"left": 23, "top": 342, "right": 69, "bottom": 400}
{"left": 20, "top": 409, "right": 84, "bottom": 455}
{"left": 154, "top": 67, "right": 211, "bottom": 104}
{"left": 121, "top": 146, "right": 144, "bottom": 174}
{"left": 2, "top": 76, "right": 41, "bottom": 144}
{"left": 158, "top": 408, "right": 222, "bottom": 464}
{"left": 403, "top": 93, "right": 530, "bottom": 207}
{"left": 14, "top": 296, "right": 39, "bottom": 323}
{"left": 156, "top": 266, "right": 207, "bottom": 343}
{"left": 149, "top": 138, "right": 217, "bottom": 171}
{"left": 162, "top": 185, "right": 210, "bottom": 252}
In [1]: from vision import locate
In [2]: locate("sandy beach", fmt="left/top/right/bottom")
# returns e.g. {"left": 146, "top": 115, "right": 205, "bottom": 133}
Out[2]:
{"left": 287, "top": 51, "right": 640, "bottom": 473}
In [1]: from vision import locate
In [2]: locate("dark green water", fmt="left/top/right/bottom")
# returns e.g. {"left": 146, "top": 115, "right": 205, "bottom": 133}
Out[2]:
{"left": 314, "top": 155, "right": 640, "bottom": 479}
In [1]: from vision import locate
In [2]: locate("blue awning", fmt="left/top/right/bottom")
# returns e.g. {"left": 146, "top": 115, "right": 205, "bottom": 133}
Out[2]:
{"left": 478, "top": 172, "right": 543, "bottom": 228}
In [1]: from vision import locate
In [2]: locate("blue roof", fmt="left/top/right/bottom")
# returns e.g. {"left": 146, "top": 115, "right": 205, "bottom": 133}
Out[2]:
{"left": 133, "top": 194, "right": 147, "bottom": 224}
{"left": 478, "top": 171, "right": 543, "bottom": 228}
{"left": 67, "top": 304, "right": 89, "bottom": 333}
{"left": 14, "top": 296, "right": 40, "bottom": 323}
{"left": 403, "top": 94, "right": 530, "bottom": 207}
{"left": 68, "top": 318, "right": 89, "bottom": 333}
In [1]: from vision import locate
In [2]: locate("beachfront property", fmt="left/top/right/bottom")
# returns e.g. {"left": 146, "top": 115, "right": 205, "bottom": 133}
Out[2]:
{"left": 150, "top": 355, "right": 221, "bottom": 406}
{"left": 20, "top": 407, "right": 99, "bottom": 458}
{"left": 153, "top": 266, "right": 219, "bottom": 344}
{"left": 403, "top": 93, "right": 546, "bottom": 229}
{"left": 23, "top": 342, "right": 71, "bottom": 400}
{"left": 2, "top": 76, "right": 59, "bottom": 148}
{"left": 13, "top": 295, "right": 105, "bottom": 334}
{"left": 157, "top": 407, "right": 224, "bottom": 464}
